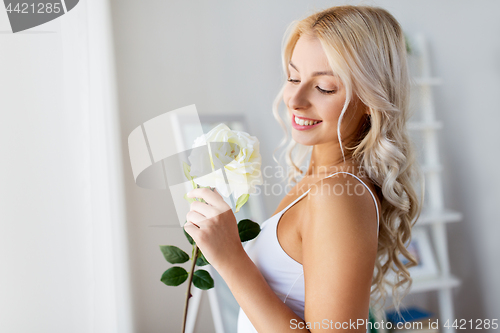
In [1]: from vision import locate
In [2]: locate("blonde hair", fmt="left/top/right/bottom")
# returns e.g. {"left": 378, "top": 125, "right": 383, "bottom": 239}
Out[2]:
{"left": 272, "top": 5, "right": 424, "bottom": 314}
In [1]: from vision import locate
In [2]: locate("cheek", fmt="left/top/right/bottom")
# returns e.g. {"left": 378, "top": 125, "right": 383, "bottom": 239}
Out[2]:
{"left": 317, "top": 99, "right": 344, "bottom": 123}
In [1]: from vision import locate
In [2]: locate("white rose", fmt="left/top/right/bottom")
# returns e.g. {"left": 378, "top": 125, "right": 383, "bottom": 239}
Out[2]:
{"left": 188, "top": 123, "right": 263, "bottom": 207}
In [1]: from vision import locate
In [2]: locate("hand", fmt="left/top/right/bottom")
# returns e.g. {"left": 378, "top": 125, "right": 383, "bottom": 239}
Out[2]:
{"left": 184, "top": 187, "right": 244, "bottom": 271}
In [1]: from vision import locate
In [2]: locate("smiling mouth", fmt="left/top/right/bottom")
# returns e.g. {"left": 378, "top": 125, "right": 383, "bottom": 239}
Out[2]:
{"left": 293, "top": 115, "right": 323, "bottom": 126}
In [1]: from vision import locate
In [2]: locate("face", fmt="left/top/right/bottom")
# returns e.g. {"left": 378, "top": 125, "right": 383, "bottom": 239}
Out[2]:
{"left": 283, "top": 34, "right": 367, "bottom": 147}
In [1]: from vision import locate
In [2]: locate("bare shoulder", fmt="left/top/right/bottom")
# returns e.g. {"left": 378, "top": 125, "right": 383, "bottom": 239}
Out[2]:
{"left": 302, "top": 173, "right": 379, "bottom": 242}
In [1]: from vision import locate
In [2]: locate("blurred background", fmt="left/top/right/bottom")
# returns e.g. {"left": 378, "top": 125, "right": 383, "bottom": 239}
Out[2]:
{"left": 1, "top": 0, "right": 499, "bottom": 332}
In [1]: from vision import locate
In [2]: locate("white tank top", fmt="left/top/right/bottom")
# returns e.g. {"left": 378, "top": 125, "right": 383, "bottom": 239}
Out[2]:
{"left": 237, "top": 172, "right": 380, "bottom": 333}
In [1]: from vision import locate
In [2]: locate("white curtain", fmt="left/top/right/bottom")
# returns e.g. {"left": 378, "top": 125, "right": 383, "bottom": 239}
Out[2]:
{"left": 0, "top": 1, "right": 132, "bottom": 332}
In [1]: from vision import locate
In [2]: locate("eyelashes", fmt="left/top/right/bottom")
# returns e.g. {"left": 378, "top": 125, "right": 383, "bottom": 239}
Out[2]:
{"left": 316, "top": 86, "right": 336, "bottom": 94}
{"left": 286, "top": 78, "right": 336, "bottom": 95}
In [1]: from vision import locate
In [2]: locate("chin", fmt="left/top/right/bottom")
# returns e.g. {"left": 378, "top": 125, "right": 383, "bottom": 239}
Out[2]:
{"left": 291, "top": 132, "right": 318, "bottom": 146}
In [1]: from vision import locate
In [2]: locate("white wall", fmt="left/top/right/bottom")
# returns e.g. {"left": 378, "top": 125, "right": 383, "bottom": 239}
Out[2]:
{"left": 110, "top": 0, "right": 500, "bottom": 331}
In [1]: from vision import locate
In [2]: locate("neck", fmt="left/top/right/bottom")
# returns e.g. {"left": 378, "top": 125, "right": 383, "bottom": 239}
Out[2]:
{"left": 305, "top": 142, "right": 360, "bottom": 178}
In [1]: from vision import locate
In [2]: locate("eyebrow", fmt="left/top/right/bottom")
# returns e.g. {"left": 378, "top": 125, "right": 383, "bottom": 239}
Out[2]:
{"left": 289, "top": 61, "right": 336, "bottom": 77}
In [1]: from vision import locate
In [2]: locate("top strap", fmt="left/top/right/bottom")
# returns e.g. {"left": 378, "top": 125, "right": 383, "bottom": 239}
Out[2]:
{"left": 323, "top": 171, "right": 380, "bottom": 237}
{"left": 276, "top": 171, "right": 380, "bottom": 237}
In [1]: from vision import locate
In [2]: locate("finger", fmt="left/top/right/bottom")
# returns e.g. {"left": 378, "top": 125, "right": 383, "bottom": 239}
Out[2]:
{"left": 187, "top": 187, "right": 224, "bottom": 206}
{"left": 183, "top": 221, "right": 200, "bottom": 238}
{"left": 190, "top": 200, "right": 217, "bottom": 217}
{"left": 186, "top": 210, "right": 210, "bottom": 227}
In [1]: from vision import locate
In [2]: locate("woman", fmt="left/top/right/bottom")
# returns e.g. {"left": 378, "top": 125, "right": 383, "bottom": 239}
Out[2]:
{"left": 184, "top": 5, "right": 423, "bottom": 332}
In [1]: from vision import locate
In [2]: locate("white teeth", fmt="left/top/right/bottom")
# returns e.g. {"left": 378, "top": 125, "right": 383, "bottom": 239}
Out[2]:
{"left": 294, "top": 116, "right": 321, "bottom": 126}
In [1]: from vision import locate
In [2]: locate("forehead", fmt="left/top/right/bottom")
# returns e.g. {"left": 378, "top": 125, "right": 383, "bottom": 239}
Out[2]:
{"left": 289, "top": 34, "right": 331, "bottom": 72}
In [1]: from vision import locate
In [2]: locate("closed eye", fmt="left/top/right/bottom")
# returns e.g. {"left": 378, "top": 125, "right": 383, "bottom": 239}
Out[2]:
{"left": 316, "top": 86, "right": 336, "bottom": 94}
{"left": 287, "top": 78, "right": 336, "bottom": 94}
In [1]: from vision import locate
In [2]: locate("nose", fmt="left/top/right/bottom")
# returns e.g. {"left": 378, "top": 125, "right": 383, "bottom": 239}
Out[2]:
{"left": 286, "top": 84, "right": 311, "bottom": 111}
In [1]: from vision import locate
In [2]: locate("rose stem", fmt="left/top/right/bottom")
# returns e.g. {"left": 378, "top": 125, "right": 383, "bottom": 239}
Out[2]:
{"left": 182, "top": 244, "right": 199, "bottom": 333}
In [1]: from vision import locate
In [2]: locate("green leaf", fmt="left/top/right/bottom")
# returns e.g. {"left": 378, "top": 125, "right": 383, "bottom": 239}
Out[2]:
{"left": 193, "top": 269, "right": 214, "bottom": 290}
{"left": 161, "top": 267, "right": 189, "bottom": 286}
{"left": 182, "top": 162, "right": 198, "bottom": 188}
{"left": 184, "top": 228, "right": 195, "bottom": 245}
{"left": 238, "top": 219, "right": 261, "bottom": 242}
{"left": 182, "top": 162, "right": 192, "bottom": 180}
{"left": 235, "top": 193, "right": 249, "bottom": 213}
{"left": 159, "top": 245, "right": 189, "bottom": 264}
{"left": 196, "top": 251, "right": 210, "bottom": 266}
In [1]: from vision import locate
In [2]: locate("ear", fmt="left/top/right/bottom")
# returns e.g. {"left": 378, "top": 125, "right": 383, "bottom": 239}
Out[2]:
{"left": 363, "top": 104, "right": 370, "bottom": 116}
{"left": 352, "top": 94, "right": 369, "bottom": 116}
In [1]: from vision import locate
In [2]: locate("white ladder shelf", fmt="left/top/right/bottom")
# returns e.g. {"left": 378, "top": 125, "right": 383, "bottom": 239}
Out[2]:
{"left": 402, "top": 34, "right": 462, "bottom": 333}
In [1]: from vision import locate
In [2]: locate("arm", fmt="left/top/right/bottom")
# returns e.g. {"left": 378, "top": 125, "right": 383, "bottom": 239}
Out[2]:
{"left": 301, "top": 176, "right": 379, "bottom": 332}
{"left": 184, "top": 188, "right": 310, "bottom": 332}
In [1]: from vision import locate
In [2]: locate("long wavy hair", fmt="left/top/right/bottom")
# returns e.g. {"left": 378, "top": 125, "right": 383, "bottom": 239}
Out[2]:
{"left": 272, "top": 5, "right": 425, "bottom": 314}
